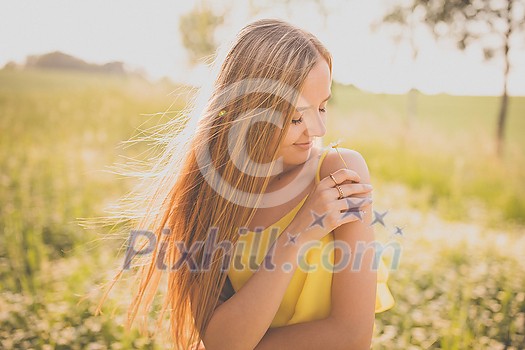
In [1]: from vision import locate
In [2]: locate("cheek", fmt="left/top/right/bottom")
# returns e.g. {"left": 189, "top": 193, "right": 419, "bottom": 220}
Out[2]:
{"left": 266, "top": 128, "right": 286, "bottom": 159}
{"left": 268, "top": 127, "right": 282, "bottom": 149}
{"left": 283, "top": 126, "right": 301, "bottom": 146}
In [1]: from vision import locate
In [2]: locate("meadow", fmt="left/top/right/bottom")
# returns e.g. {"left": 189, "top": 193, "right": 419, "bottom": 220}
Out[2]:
{"left": 0, "top": 69, "right": 523, "bottom": 349}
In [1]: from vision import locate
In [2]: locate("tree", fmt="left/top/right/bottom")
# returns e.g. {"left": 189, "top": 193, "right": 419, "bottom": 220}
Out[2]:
{"left": 178, "top": 0, "right": 334, "bottom": 67}
{"left": 372, "top": 3, "right": 427, "bottom": 147}
{"left": 381, "top": 0, "right": 525, "bottom": 158}
{"left": 179, "top": 4, "right": 224, "bottom": 66}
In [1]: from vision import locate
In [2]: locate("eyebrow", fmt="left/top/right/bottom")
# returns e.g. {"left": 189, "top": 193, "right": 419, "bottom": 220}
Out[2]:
{"left": 297, "top": 94, "right": 332, "bottom": 112}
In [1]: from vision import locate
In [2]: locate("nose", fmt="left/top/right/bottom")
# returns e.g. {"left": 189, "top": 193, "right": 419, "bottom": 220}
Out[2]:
{"left": 305, "top": 111, "right": 326, "bottom": 137}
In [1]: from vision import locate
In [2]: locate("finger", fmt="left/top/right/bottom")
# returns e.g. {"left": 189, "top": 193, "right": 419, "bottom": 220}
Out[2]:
{"left": 336, "top": 208, "right": 365, "bottom": 226}
{"left": 333, "top": 196, "right": 372, "bottom": 211}
{"left": 320, "top": 168, "right": 361, "bottom": 189}
{"left": 340, "top": 183, "right": 373, "bottom": 196}
{"left": 324, "top": 184, "right": 373, "bottom": 199}
{"left": 337, "top": 201, "right": 372, "bottom": 225}
{"left": 333, "top": 168, "right": 362, "bottom": 185}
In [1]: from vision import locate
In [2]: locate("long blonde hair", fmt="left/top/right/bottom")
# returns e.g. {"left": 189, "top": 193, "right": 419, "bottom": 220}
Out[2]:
{"left": 96, "top": 18, "right": 332, "bottom": 349}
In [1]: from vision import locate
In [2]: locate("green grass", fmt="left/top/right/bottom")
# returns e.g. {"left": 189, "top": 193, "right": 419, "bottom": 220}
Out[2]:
{"left": 328, "top": 83, "right": 525, "bottom": 229}
{"left": 0, "top": 69, "right": 178, "bottom": 348}
{"left": 0, "top": 70, "right": 524, "bottom": 349}
{"left": 372, "top": 230, "right": 525, "bottom": 349}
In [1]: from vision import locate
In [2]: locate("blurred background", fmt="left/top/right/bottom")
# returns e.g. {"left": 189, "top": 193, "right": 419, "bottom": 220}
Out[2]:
{"left": 1, "top": 0, "right": 524, "bottom": 349}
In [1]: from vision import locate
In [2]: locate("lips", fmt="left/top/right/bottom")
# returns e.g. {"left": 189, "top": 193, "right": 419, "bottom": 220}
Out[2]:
{"left": 293, "top": 141, "right": 313, "bottom": 149}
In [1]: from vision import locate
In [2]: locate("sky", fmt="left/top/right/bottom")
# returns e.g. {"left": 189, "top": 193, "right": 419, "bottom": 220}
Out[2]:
{"left": 1, "top": 0, "right": 524, "bottom": 96}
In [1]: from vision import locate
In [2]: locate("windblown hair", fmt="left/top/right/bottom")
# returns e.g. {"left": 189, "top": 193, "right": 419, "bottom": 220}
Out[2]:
{"left": 96, "top": 18, "right": 332, "bottom": 349}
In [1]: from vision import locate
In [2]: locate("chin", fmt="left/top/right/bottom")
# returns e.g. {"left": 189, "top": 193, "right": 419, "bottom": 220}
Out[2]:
{"left": 282, "top": 150, "right": 311, "bottom": 165}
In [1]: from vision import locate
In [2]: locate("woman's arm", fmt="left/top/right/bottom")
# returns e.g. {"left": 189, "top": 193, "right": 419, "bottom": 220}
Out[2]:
{"left": 254, "top": 149, "right": 377, "bottom": 350}
{"left": 253, "top": 316, "right": 356, "bottom": 350}
{"left": 326, "top": 148, "right": 376, "bottom": 347}
{"left": 199, "top": 226, "right": 307, "bottom": 350}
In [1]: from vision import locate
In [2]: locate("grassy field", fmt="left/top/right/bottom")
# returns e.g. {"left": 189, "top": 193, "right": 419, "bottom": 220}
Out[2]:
{"left": 0, "top": 69, "right": 524, "bottom": 349}
{"left": 328, "top": 85, "right": 525, "bottom": 228}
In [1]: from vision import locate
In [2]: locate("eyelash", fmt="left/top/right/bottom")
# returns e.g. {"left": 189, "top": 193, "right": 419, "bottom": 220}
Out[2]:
{"left": 291, "top": 116, "right": 303, "bottom": 125}
{"left": 291, "top": 108, "right": 327, "bottom": 125}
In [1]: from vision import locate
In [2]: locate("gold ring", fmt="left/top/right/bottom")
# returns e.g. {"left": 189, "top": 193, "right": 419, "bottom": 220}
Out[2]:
{"left": 329, "top": 172, "right": 339, "bottom": 186}
{"left": 335, "top": 184, "right": 345, "bottom": 199}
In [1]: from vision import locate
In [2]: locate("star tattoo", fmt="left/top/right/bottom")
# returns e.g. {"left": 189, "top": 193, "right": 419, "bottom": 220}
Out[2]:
{"left": 284, "top": 231, "right": 301, "bottom": 246}
{"left": 370, "top": 209, "right": 389, "bottom": 227}
{"left": 309, "top": 209, "right": 327, "bottom": 229}
{"left": 341, "top": 197, "right": 367, "bottom": 221}
{"left": 391, "top": 225, "right": 406, "bottom": 237}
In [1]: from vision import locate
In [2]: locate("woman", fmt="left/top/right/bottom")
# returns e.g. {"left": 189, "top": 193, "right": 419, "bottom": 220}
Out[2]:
{"left": 97, "top": 18, "right": 394, "bottom": 350}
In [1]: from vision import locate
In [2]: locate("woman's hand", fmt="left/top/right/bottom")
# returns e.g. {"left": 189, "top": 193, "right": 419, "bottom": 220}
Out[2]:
{"left": 287, "top": 168, "right": 373, "bottom": 243}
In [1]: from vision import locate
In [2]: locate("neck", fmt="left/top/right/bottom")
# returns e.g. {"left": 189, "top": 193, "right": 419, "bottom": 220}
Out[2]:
{"left": 267, "top": 162, "right": 297, "bottom": 185}
{"left": 266, "top": 148, "right": 320, "bottom": 188}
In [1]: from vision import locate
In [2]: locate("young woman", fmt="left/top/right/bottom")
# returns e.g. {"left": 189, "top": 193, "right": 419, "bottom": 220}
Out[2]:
{"left": 98, "top": 18, "right": 394, "bottom": 350}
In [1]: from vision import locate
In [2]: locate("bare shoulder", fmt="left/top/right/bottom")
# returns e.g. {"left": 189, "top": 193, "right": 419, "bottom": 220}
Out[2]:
{"left": 319, "top": 147, "right": 371, "bottom": 184}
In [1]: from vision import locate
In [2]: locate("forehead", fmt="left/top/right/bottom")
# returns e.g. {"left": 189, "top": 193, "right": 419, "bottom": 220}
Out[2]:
{"left": 298, "top": 59, "right": 331, "bottom": 106}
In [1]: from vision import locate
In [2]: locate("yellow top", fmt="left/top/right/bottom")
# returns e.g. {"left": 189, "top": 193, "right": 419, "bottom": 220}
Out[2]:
{"left": 227, "top": 147, "right": 395, "bottom": 328}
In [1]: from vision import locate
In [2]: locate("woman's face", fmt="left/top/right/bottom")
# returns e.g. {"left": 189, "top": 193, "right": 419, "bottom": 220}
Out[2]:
{"left": 275, "top": 58, "right": 331, "bottom": 168}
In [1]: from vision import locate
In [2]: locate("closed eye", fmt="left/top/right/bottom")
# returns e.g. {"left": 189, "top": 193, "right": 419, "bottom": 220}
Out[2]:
{"left": 291, "top": 116, "right": 303, "bottom": 125}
